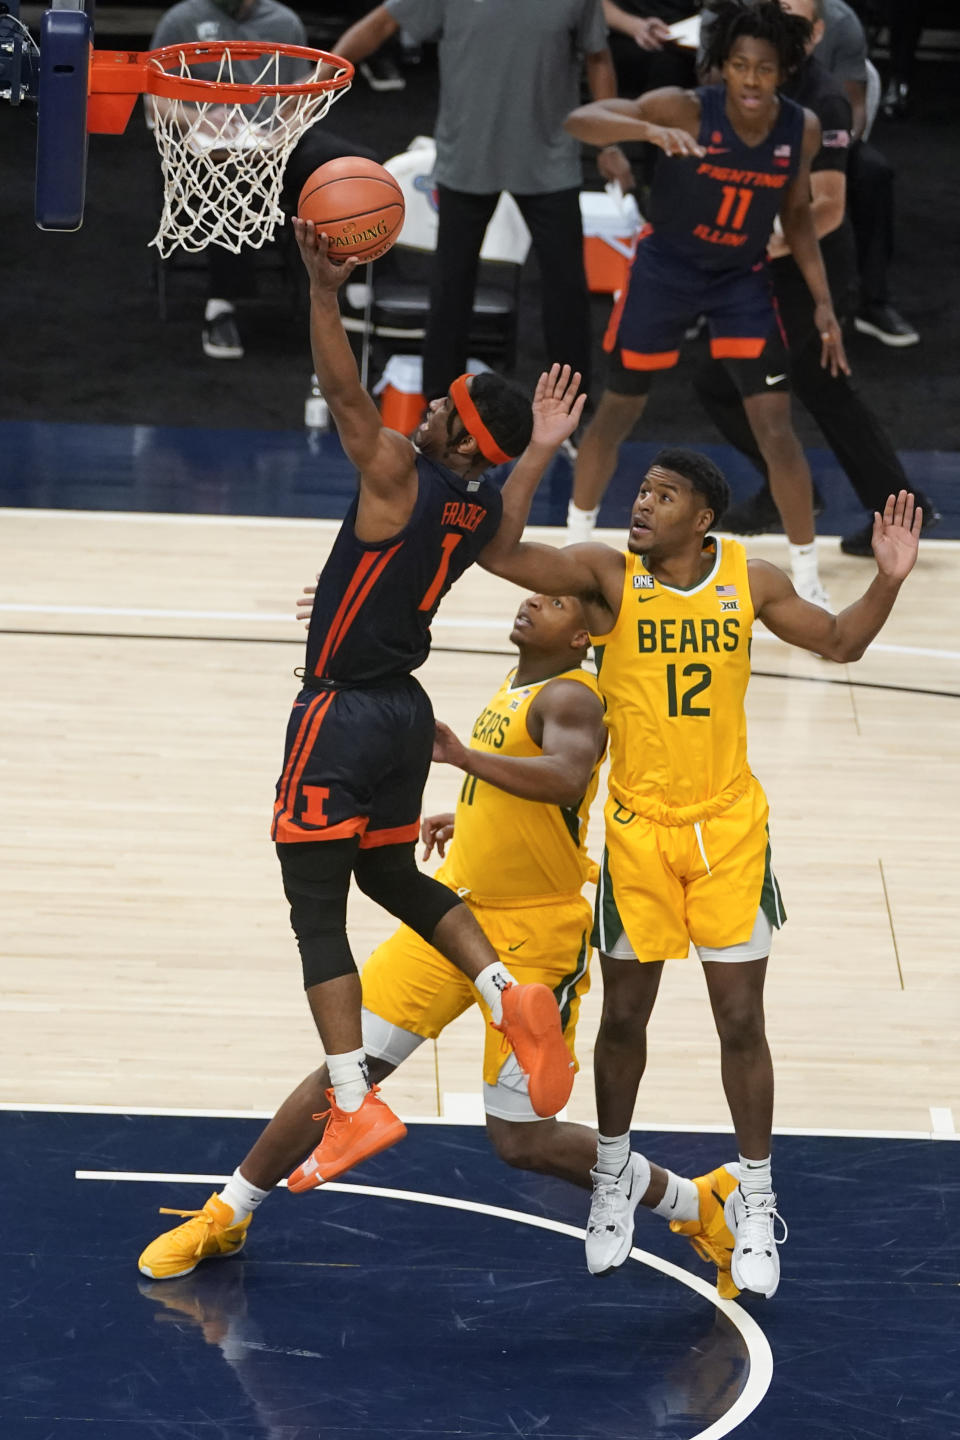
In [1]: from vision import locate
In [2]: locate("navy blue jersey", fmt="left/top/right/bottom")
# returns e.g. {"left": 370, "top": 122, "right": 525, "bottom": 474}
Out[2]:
{"left": 305, "top": 455, "right": 503, "bottom": 685}
{"left": 647, "top": 84, "right": 805, "bottom": 273}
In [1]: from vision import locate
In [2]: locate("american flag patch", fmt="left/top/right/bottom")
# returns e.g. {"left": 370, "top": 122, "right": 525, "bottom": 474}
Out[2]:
{"left": 774, "top": 144, "right": 791, "bottom": 158}
{"left": 715, "top": 584, "right": 737, "bottom": 596}
{"left": 822, "top": 129, "right": 851, "bottom": 148}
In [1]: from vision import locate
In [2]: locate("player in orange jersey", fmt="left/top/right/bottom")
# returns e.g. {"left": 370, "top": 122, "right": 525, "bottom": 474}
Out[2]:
{"left": 564, "top": 0, "right": 847, "bottom": 609}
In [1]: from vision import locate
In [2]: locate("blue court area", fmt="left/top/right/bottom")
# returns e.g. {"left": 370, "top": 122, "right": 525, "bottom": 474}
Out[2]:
{"left": 1, "top": 419, "right": 958, "bottom": 537}
{"left": 5, "top": 1109, "right": 958, "bottom": 1439}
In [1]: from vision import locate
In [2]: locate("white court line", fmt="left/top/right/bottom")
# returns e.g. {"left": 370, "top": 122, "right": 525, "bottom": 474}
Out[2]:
{"left": 3, "top": 507, "right": 959, "bottom": 553}
{"left": 2, "top": 600, "right": 960, "bottom": 662}
{"left": 929, "top": 1107, "right": 957, "bottom": 1137}
{"left": 5, "top": 1100, "right": 957, "bottom": 1140}
{"left": 77, "top": 1166, "right": 773, "bottom": 1440}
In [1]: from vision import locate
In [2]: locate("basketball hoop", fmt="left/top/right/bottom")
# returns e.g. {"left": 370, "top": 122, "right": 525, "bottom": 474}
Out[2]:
{"left": 89, "top": 42, "right": 353, "bottom": 257}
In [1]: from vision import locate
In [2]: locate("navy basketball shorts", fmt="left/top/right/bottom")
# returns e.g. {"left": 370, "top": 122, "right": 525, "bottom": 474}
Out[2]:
{"left": 604, "top": 232, "right": 789, "bottom": 397}
{"left": 271, "top": 674, "right": 435, "bottom": 848}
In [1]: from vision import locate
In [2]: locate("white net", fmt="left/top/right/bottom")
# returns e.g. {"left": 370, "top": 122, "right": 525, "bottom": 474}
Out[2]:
{"left": 147, "top": 45, "right": 350, "bottom": 259}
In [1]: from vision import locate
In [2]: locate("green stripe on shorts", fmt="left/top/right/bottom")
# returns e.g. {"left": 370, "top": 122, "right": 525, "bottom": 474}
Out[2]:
{"left": 759, "top": 828, "right": 786, "bottom": 929}
{"left": 592, "top": 845, "right": 626, "bottom": 954}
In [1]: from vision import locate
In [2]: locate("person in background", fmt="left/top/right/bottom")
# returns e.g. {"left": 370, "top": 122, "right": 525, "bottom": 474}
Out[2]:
{"left": 332, "top": 0, "right": 619, "bottom": 403}
{"left": 694, "top": 0, "right": 940, "bottom": 553}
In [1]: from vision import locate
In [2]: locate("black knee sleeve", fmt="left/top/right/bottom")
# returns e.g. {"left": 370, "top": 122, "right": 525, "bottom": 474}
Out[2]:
{"left": 276, "top": 840, "right": 358, "bottom": 989}
{"left": 353, "top": 842, "right": 462, "bottom": 943}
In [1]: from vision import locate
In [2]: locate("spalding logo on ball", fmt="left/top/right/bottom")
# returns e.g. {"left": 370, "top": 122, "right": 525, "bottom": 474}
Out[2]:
{"left": 298, "top": 156, "right": 405, "bottom": 263}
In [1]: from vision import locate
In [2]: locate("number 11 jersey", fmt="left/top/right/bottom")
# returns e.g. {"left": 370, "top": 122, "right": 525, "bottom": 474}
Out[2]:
{"left": 648, "top": 84, "right": 805, "bottom": 273}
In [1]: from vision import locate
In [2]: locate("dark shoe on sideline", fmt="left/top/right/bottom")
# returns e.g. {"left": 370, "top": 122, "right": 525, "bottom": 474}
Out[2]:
{"left": 720, "top": 486, "right": 824, "bottom": 535}
{"left": 840, "top": 501, "right": 942, "bottom": 557}
{"left": 202, "top": 311, "right": 244, "bottom": 360}
{"left": 854, "top": 305, "right": 919, "bottom": 348}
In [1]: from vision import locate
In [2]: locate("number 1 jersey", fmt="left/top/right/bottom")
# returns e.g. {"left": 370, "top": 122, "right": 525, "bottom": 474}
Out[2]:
{"left": 590, "top": 538, "right": 754, "bottom": 816}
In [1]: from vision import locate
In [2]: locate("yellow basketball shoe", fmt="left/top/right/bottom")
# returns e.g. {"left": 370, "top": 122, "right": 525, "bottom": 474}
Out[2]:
{"left": 669, "top": 1164, "right": 741, "bottom": 1300}
{"left": 138, "top": 1193, "right": 251, "bottom": 1280}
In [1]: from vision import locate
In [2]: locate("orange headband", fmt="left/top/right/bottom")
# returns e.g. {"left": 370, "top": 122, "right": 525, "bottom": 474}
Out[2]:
{"left": 449, "top": 373, "right": 512, "bottom": 466}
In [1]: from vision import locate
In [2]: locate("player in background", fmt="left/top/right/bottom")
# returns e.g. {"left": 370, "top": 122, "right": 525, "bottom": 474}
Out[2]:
{"left": 139, "top": 589, "right": 742, "bottom": 1299}
{"left": 564, "top": 0, "right": 847, "bottom": 609}
{"left": 481, "top": 441, "right": 922, "bottom": 1296}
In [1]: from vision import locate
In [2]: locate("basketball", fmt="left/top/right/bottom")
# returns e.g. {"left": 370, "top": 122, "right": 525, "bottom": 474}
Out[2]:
{"left": 297, "top": 156, "right": 405, "bottom": 263}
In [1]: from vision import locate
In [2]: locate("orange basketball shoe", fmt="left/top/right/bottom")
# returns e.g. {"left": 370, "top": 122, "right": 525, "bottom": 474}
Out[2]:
{"left": 669, "top": 1163, "right": 741, "bottom": 1300}
{"left": 286, "top": 1086, "right": 407, "bottom": 1192}
{"left": 495, "top": 982, "right": 574, "bottom": 1118}
{"left": 138, "top": 1193, "right": 251, "bottom": 1280}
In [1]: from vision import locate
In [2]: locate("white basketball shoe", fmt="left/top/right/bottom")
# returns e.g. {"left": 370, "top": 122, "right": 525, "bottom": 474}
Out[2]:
{"left": 585, "top": 1156, "right": 646, "bottom": 1276}
{"left": 726, "top": 1186, "right": 788, "bottom": 1298}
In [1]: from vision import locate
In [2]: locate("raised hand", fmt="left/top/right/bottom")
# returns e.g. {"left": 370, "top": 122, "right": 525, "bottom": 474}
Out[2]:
{"left": 530, "top": 364, "right": 587, "bottom": 450}
{"left": 291, "top": 219, "right": 358, "bottom": 292}
{"left": 872, "top": 490, "right": 922, "bottom": 582}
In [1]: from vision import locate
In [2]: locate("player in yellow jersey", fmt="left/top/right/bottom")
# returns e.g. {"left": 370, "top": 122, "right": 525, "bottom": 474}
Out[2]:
{"left": 481, "top": 429, "right": 923, "bottom": 1297}
{"left": 138, "top": 579, "right": 743, "bottom": 1296}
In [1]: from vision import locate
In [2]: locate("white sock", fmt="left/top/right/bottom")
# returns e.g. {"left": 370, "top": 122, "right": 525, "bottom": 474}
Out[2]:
{"left": 218, "top": 1167, "right": 270, "bottom": 1224}
{"left": 789, "top": 540, "right": 820, "bottom": 591}
{"left": 652, "top": 1169, "right": 699, "bottom": 1222}
{"left": 327, "top": 1048, "right": 371, "bottom": 1112}
{"left": 738, "top": 1154, "right": 773, "bottom": 1198}
{"left": 566, "top": 500, "right": 600, "bottom": 545}
{"left": 595, "top": 1131, "right": 631, "bottom": 1177}
{"left": 205, "top": 297, "right": 235, "bottom": 322}
{"left": 474, "top": 961, "right": 515, "bottom": 1025}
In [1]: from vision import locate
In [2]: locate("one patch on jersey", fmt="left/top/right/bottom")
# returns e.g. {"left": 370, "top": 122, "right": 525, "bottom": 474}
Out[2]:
{"left": 715, "top": 584, "right": 737, "bottom": 596}
{"left": 822, "top": 129, "right": 851, "bottom": 148}
{"left": 720, "top": 598, "right": 740, "bottom": 612}
{"left": 774, "top": 144, "right": 792, "bottom": 158}
{"left": 632, "top": 574, "right": 655, "bottom": 590}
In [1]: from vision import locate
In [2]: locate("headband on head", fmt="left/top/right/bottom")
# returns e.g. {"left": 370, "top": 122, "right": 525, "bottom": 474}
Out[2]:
{"left": 449, "top": 374, "right": 512, "bottom": 466}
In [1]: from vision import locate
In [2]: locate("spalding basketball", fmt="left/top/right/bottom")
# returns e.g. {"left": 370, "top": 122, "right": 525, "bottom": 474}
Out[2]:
{"left": 298, "top": 156, "right": 405, "bottom": 263}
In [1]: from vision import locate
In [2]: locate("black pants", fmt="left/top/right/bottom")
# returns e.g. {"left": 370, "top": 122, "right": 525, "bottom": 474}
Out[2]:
{"left": 886, "top": 0, "right": 927, "bottom": 83}
{"left": 846, "top": 141, "right": 895, "bottom": 310}
{"left": 693, "top": 246, "right": 911, "bottom": 518}
{"left": 423, "top": 184, "right": 591, "bottom": 401}
{"left": 207, "top": 125, "right": 379, "bottom": 300}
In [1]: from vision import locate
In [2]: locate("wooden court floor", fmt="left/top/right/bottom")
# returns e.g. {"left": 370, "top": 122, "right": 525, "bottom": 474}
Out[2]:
{"left": 2, "top": 508, "right": 958, "bottom": 1138}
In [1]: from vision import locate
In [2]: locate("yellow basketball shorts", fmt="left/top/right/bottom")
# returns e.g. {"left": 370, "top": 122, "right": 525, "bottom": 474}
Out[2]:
{"left": 592, "top": 777, "right": 785, "bottom": 963}
{"left": 360, "top": 891, "right": 592, "bottom": 1118}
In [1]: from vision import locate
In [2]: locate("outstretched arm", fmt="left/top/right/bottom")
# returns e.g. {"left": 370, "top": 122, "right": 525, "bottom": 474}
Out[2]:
{"left": 292, "top": 221, "right": 416, "bottom": 497}
{"left": 565, "top": 88, "right": 705, "bottom": 158}
{"left": 750, "top": 491, "right": 922, "bottom": 662}
{"left": 478, "top": 366, "right": 622, "bottom": 607}
{"left": 778, "top": 112, "right": 849, "bottom": 377}
{"left": 433, "top": 681, "right": 605, "bottom": 808}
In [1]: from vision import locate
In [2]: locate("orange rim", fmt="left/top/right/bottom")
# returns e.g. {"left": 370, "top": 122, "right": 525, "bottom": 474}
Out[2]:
{"left": 90, "top": 42, "right": 353, "bottom": 107}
